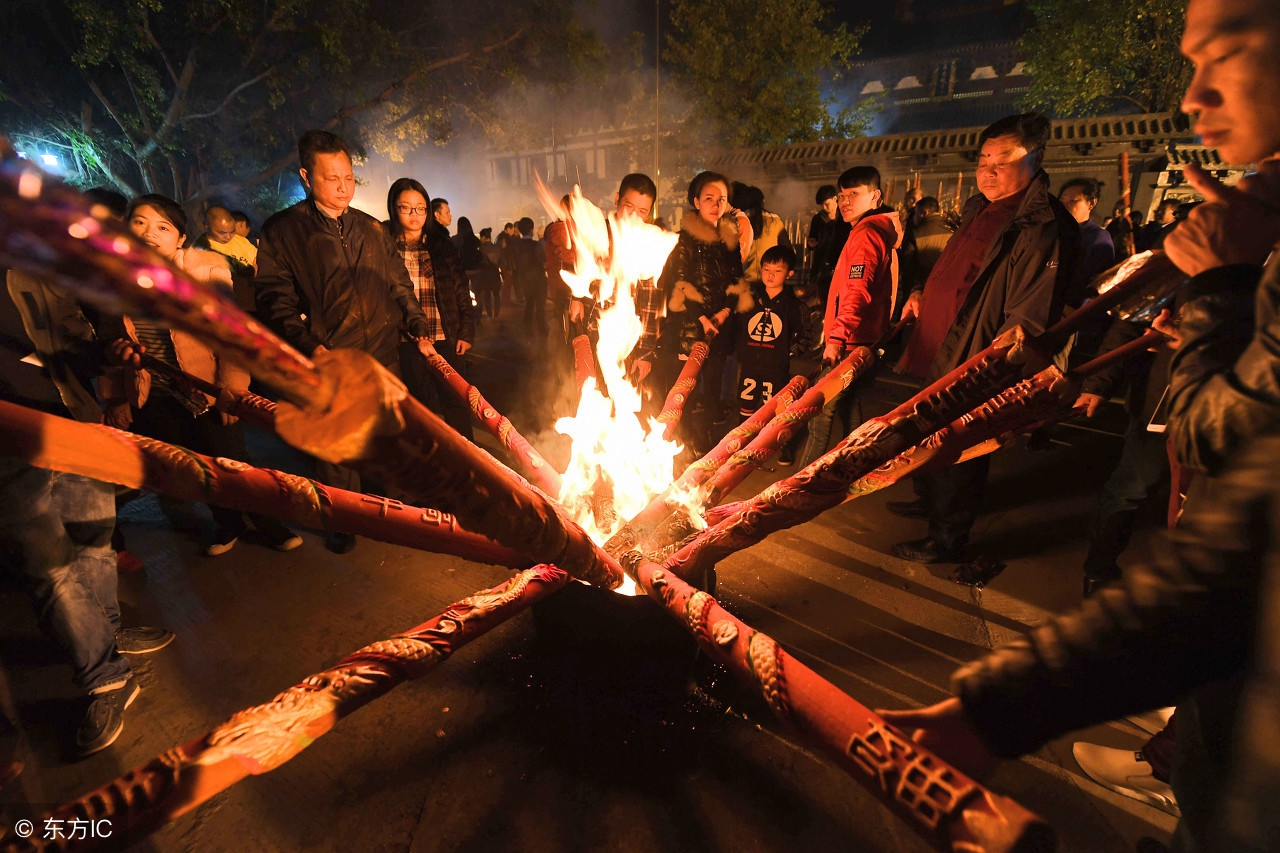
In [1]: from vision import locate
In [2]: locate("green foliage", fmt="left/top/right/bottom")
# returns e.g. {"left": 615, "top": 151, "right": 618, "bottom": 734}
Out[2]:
{"left": 0, "top": 0, "right": 603, "bottom": 208}
{"left": 1018, "top": 0, "right": 1192, "bottom": 116}
{"left": 663, "top": 0, "right": 872, "bottom": 149}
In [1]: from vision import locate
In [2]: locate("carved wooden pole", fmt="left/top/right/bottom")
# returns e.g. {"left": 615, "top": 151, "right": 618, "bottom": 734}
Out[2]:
{"left": 417, "top": 340, "right": 563, "bottom": 498}
{"left": 0, "top": 399, "right": 529, "bottom": 569}
{"left": 656, "top": 340, "right": 710, "bottom": 441}
{"left": 624, "top": 557, "right": 1054, "bottom": 853}
{"left": 0, "top": 567, "right": 570, "bottom": 853}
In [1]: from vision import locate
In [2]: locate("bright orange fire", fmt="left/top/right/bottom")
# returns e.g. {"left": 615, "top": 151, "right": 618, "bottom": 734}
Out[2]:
{"left": 536, "top": 182, "right": 681, "bottom": 593}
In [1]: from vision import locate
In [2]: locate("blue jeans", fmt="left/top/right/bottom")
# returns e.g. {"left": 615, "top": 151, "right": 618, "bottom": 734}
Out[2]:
{"left": 0, "top": 458, "right": 130, "bottom": 694}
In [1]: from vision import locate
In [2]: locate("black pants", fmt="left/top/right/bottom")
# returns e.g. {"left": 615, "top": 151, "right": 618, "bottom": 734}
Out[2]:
{"left": 130, "top": 391, "right": 291, "bottom": 538}
{"left": 912, "top": 455, "right": 991, "bottom": 550}
{"left": 1083, "top": 417, "right": 1170, "bottom": 581}
{"left": 399, "top": 340, "right": 475, "bottom": 442}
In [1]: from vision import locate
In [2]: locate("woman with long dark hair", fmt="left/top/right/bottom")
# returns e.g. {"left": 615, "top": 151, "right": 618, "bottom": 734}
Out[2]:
{"left": 386, "top": 178, "right": 476, "bottom": 440}
{"left": 655, "top": 171, "right": 754, "bottom": 452}
{"left": 102, "top": 193, "right": 302, "bottom": 556}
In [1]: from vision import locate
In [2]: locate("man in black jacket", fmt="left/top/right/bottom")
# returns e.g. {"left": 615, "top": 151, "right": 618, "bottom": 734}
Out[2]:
{"left": 890, "top": 113, "right": 1079, "bottom": 563}
{"left": 879, "top": 1, "right": 1280, "bottom": 847}
{"left": 255, "top": 130, "right": 433, "bottom": 554}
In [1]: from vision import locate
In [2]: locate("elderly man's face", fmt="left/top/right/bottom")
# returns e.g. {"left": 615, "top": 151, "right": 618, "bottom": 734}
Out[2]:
{"left": 1181, "top": 0, "right": 1280, "bottom": 164}
{"left": 976, "top": 134, "right": 1039, "bottom": 202}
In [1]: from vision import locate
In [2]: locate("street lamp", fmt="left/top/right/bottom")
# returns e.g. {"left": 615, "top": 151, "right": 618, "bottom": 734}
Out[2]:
{"left": 40, "top": 153, "right": 59, "bottom": 168}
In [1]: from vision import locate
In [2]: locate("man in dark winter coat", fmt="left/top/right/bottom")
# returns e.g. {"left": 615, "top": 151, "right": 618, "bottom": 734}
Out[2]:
{"left": 880, "top": 1, "right": 1280, "bottom": 848}
{"left": 254, "top": 130, "right": 433, "bottom": 554}
{"left": 891, "top": 112, "right": 1079, "bottom": 563}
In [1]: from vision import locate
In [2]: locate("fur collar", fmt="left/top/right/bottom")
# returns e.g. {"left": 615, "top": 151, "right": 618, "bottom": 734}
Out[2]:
{"left": 681, "top": 211, "right": 740, "bottom": 251}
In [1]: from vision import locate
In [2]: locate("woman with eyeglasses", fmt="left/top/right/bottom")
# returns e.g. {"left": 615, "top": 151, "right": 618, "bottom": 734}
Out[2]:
{"left": 386, "top": 178, "right": 476, "bottom": 440}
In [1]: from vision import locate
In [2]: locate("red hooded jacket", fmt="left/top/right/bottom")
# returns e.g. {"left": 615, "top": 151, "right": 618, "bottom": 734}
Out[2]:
{"left": 821, "top": 205, "right": 903, "bottom": 349}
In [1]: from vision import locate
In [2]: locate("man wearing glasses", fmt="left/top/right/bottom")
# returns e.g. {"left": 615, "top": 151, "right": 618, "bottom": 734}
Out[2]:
{"left": 890, "top": 112, "right": 1079, "bottom": 564}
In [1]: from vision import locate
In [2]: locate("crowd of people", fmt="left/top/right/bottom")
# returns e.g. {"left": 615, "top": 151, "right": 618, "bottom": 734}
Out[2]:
{"left": 3, "top": 0, "right": 1280, "bottom": 846}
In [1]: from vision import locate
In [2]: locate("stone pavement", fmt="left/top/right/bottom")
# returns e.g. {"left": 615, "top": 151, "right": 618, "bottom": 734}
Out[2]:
{"left": 0, "top": 310, "right": 1176, "bottom": 852}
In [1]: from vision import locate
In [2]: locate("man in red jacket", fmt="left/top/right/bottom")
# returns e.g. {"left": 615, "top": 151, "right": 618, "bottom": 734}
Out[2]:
{"left": 798, "top": 166, "right": 902, "bottom": 467}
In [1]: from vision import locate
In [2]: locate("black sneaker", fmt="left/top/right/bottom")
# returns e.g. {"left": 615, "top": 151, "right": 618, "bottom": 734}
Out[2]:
{"left": 324, "top": 531, "right": 357, "bottom": 554}
{"left": 254, "top": 524, "right": 303, "bottom": 552}
{"left": 204, "top": 527, "right": 240, "bottom": 557}
{"left": 77, "top": 677, "right": 139, "bottom": 757}
{"left": 115, "top": 626, "right": 175, "bottom": 655}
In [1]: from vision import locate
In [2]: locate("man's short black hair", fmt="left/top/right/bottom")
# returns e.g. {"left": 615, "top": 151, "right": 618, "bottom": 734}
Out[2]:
{"left": 504, "top": 222, "right": 515, "bottom": 230}
{"left": 760, "top": 244, "right": 797, "bottom": 272}
{"left": 916, "top": 196, "right": 941, "bottom": 216}
{"left": 479, "top": 227, "right": 492, "bottom": 238}
{"left": 84, "top": 187, "right": 128, "bottom": 218}
{"left": 837, "top": 166, "right": 881, "bottom": 192}
{"left": 230, "top": 210, "right": 250, "bottom": 225}
{"left": 979, "top": 112, "right": 1052, "bottom": 157}
{"left": 432, "top": 198, "right": 449, "bottom": 214}
{"left": 815, "top": 185, "right": 838, "bottom": 204}
{"left": 517, "top": 217, "right": 534, "bottom": 236}
{"left": 1059, "top": 177, "right": 1103, "bottom": 204}
{"left": 1156, "top": 198, "right": 1181, "bottom": 216}
{"left": 618, "top": 173, "right": 657, "bottom": 201}
{"left": 298, "top": 130, "right": 351, "bottom": 173}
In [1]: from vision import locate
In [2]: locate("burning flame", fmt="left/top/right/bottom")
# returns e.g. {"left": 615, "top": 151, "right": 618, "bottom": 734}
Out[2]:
{"left": 535, "top": 181, "right": 686, "bottom": 594}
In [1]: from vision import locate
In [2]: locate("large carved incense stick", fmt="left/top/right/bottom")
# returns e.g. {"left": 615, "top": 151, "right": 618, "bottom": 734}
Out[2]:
{"left": 699, "top": 347, "right": 876, "bottom": 509}
{"left": 636, "top": 349, "right": 877, "bottom": 557}
{"left": 572, "top": 333, "right": 596, "bottom": 395}
{"left": 0, "top": 151, "right": 621, "bottom": 589}
{"left": 0, "top": 566, "right": 569, "bottom": 853}
{"left": 140, "top": 353, "right": 280, "bottom": 432}
{"left": 656, "top": 327, "right": 1049, "bottom": 580}
{"left": 417, "top": 340, "right": 563, "bottom": 498}
{"left": 0, "top": 400, "right": 528, "bottom": 568}
{"left": 625, "top": 556, "right": 1053, "bottom": 853}
{"left": 602, "top": 374, "right": 809, "bottom": 557}
{"left": 656, "top": 340, "right": 710, "bottom": 441}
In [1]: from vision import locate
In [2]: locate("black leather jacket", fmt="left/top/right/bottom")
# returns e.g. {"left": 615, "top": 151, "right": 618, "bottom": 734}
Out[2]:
{"left": 254, "top": 199, "right": 430, "bottom": 370}
{"left": 657, "top": 213, "right": 751, "bottom": 355}
{"left": 1167, "top": 259, "right": 1275, "bottom": 475}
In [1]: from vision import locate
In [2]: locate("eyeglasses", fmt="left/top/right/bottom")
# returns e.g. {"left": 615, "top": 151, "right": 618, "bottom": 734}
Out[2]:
{"left": 397, "top": 205, "right": 428, "bottom": 215}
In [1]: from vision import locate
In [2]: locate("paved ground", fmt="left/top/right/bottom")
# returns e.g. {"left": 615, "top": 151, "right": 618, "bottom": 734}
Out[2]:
{"left": 0, "top": 308, "right": 1177, "bottom": 852}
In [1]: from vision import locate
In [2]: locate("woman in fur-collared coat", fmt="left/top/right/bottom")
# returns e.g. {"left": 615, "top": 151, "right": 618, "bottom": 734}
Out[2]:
{"left": 655, "top": 171, "right": 755, "bottom": 451}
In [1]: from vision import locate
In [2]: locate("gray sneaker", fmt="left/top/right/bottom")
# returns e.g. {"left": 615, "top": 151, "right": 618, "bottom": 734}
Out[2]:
{"left": 115, "top": 626, "right": 175, "bottom": 655}
{"left": 77, "top": 677, "right": 139, "bottom": 757}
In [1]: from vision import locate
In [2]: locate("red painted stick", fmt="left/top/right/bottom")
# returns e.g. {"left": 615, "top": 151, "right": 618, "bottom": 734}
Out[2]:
{"left": 626, "top": 557, "right": 1053, "bottom": 852}
{"left": 657, "top": 327, "right": 1049, "bottom": 581}
{"left": 417, "top": 340, "right": 563, "bottom": 498}
{"left": 656, "top": 340, "right": 710, "bottom": 441}
{"left": 0, "top": 566, "right": 570, "bottom": 853}
{"left": 572, "top": 333, "right": 596, "bottom": 395}
{"left": 0, "top": 400, "right": 529, "bottom": 568}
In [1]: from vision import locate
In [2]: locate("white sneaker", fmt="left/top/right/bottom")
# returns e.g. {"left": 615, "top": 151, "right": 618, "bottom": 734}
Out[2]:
{"left": 1126, "top": 706, "right": 1175, "bottom": 736}
{"left": 1072, "top": 742, "right": 1180, "bottom": 817}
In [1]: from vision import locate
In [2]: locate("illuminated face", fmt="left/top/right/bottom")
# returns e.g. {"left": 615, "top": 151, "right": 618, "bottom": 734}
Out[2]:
{"left": 394, "top": 190, "right": 429, "bottom": 235}
{"left": 1182, "top": 0, "right": 1280, "bottom": 165}
{"left": 1058, "top": 186, "right": 1096, "bottom": 224}
{"left": 234, "top": 219, "right": 250, "bottom": 238}
{"left": 693, "top": 180, "right": 729, "bottom": 226}
{"left": 129, "top": 204, "right": 183, "bottom": 259}
{"left": 821, "top": 196, "right": 839, "bottom": 219}
{"left": 760, "top": 261, "right": 790, "bottom": 290}
{"left": 207, "top": 211, "right": 236, "bottom": 244}
{"left": 976, "top": 134, "right": 1038, "bottom": 202}
{"left": 434, "top": 202, "right": 452, "bottom": 228}
{"left": 300, "top": 151, "right": 354, "bottom": 215}
{"left": 836, "top": 183, "right": 881, "bottom": 223}
{"left": 615, "top": 188, "right": 654, "bottom": 222}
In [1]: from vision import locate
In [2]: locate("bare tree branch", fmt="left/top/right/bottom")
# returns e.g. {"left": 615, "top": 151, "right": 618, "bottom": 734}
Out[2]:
{"left": 184, "top": 68, "right": 274, "bottom": 123}
{"left": 142, "top": 11, "right": 180, "bottom": 87}
{"left": 84, "top": 78, "right": 141, "bottom": 149}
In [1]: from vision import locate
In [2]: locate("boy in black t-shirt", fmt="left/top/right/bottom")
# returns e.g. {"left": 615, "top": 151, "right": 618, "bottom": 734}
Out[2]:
{"left": 734, "top": 245, "right": 811, "bottom": 421}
